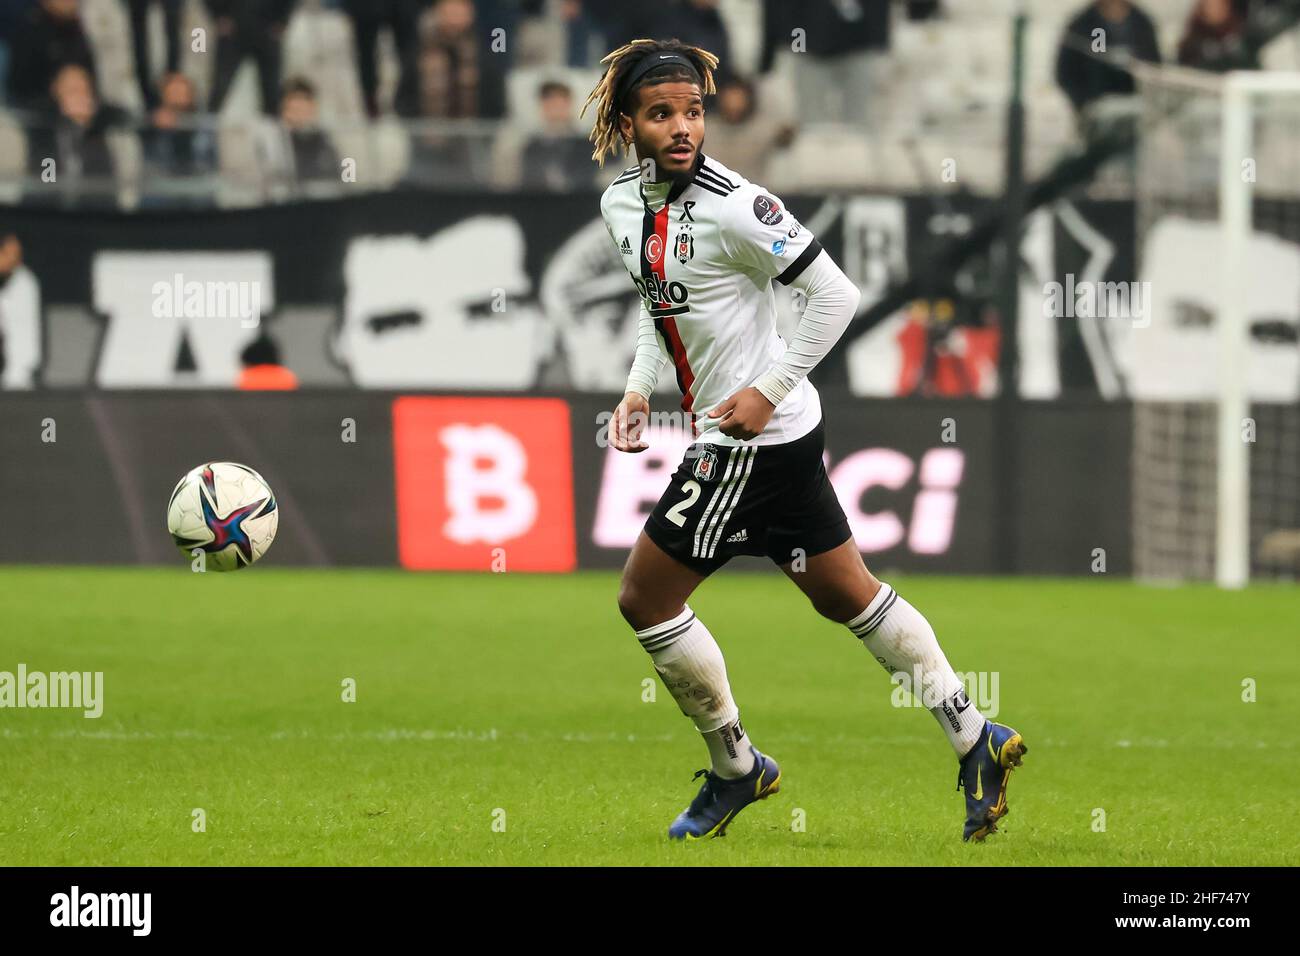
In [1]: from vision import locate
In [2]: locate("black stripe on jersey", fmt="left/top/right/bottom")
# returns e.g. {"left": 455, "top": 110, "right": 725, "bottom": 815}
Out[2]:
{"left": 775, "top": 238, "right": 824, "bottom": 286}
{"left": 638, "top": 206, "right": 656, "bottom": 280}
{"left": 694, "top": 168, "right": 736, "bottom": 194}
{"left": 691, "top": 179, "right": 731, "bottom": 198}
{"left": 641, "top": 205, "right": 688, "bottom": 398}
{"left": 613, "top": 167, "right": 642, "bottom": 184}
{"left": 699, "top": 163, "right": 737, "bottom": 190}
{"left": 648, "top": 304, "right": 690, "bottom": 317}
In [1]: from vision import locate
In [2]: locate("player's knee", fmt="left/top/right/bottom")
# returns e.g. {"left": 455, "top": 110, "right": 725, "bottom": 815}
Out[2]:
{"left": 809, "top": 592, "right": 858, "bottom": 625}
{"left": 617, "top": 578, "right": 649, "bottom": 629}
{"left": 617, "top": 578, "right": 678, "bottom": 632}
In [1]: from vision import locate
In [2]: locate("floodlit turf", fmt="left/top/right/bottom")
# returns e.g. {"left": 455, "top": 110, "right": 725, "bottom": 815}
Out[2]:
{"left": 0, "top": 565, "right": 1297, "bottom": 866}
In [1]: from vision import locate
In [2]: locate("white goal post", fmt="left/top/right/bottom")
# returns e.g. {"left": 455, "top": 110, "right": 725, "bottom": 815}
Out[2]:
{"left": 1132, "top": 66, "right": 1300, "bottom": 588}
{"left": 1217, "top": 72, "right": 1300, "bottom": 587}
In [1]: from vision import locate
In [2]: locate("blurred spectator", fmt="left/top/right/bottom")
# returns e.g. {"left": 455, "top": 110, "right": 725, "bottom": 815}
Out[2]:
{"left": 520, "top": 81, "right": 593, "bottom": 190}
{"left": 596, "top": 0, "right": 731, "bottom": 80}
{"left": 895, "top": 298, "right": 999, "bottom": 398}
{"left": 25, "top": 63, "right": 129, "bottom": 207}
{"left": 416, "top": 0, "right": 506, "bottom": 118}
{"left": 665, "top": 0, "right": 732, "bottom": 85}
{"left": 143, "top": 73, "right": 216, "bottom": 174}
{"left": 699, "top": 76, "right": 793, "bottom": 182}
{"left": 344, "top": 0, "right": 427, "bottom": 119}
{"left": 559, "top": 0, "right": 604, "bottom": 68}
{"left": 407, "top": 0, "right": 501, "bottom": 187}
{"left": 6, "top": 0, "right": 97, "bottom": 111}
{"left": 0, "top": 231, "right": 41, "bottom": 388}
{"left": 140, "top": 72, "right": 217, "bottom": 206}
{"left": 471, "top": 0, "right": 512, "bottom": 115}
{"left": 126, "top": 0, "right": 182, "bottom": 110}
{"left": 238, "top": 332, "right": 298, "bottom": 389}
{"left": 0, "top": 1, "right": 40, "bottom": 106}
{"left": 274, "top": 76, "right": 340, "bottom": 187}
{"left": 1056, "top": 0, "right": 1161, "bottom": 115}
{"left": 1178, "top": 0, "right": 1258, "bottom": 70}
{"left": 418, "top": 0, "right": 483, "bottom": 118}
{"left": 759, "top": 0, "right": 889, "bottom": 127}
{"left": 205, "top": 0, "right": 295, "bottom": 116}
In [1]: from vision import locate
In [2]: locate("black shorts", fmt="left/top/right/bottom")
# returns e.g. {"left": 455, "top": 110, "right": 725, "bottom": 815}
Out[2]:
{"left": 644, "top": 419, "right": 852, "bottom": 576}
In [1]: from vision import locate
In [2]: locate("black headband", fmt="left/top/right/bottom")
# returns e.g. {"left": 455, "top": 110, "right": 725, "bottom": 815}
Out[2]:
{"left": 615, "top": 52, "right": 701, "bottom": 111}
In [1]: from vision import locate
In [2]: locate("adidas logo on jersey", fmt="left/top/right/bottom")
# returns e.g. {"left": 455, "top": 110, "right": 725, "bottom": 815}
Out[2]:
{"left": 620, "top": 236, "right": 632, "bottom": 255}
{"left": 725, "top": 529, "right": 748, "bottom": 543}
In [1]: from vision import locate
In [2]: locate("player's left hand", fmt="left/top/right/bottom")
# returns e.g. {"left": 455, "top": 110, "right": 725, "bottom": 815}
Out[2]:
{"left": 707, "top": 387, "right": 775, "bottom": 440}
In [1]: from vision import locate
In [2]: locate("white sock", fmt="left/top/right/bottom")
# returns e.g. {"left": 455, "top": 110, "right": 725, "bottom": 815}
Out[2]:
{"left": 636, "top": 606, "right": 756, "bottom": 778}
{"left": 847, "top": 583, "right": 986, "bottom": 758}
{"left": 702, "top": 718, "right": 752, "bottom": 779}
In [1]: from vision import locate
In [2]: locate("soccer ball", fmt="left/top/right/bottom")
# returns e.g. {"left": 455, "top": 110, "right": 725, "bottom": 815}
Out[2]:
{"left": 166, "top": 462, "right": 279, "bottom": 571}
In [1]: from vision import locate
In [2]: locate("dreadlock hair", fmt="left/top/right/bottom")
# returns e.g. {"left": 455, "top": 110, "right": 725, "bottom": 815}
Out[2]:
{"left": 581, "top": 38, "right": 719, "bottom": 166}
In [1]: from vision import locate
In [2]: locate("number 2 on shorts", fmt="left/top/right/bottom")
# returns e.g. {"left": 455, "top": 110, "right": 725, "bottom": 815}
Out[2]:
{"left": 664, "top": 480, "right": 702, "bottom": 528}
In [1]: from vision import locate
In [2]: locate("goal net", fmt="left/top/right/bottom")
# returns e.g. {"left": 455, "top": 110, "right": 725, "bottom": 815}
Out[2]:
{"left": 1131, "top": 68, "right": 1300, "bottom": 586}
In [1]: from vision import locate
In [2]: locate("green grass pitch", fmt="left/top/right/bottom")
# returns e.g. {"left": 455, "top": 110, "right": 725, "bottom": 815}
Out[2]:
{"left": 1, "top": 566, "right": 1296, "bottom": 866}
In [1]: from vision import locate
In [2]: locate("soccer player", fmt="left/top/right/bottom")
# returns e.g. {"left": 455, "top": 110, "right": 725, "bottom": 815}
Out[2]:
{"left": 582, "top": 39, "right": 1026, "bottom": 842}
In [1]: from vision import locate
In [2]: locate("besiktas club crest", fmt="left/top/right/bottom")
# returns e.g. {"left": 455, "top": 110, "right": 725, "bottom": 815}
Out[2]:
{"left": 675, "top": 227, "right": 694, "bottom": 263}
{"left": 692, "top": 445, "right": 720, "bottom": 481}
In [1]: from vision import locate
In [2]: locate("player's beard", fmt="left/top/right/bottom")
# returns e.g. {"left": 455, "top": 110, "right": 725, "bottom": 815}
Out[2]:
{"left": 637, "top": 134, "right": 703, "bottom": 185}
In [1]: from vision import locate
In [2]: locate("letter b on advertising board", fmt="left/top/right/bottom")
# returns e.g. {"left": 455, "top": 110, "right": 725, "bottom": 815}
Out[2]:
{"left": 392, "top": 397, "right": 576, "bottom": 570}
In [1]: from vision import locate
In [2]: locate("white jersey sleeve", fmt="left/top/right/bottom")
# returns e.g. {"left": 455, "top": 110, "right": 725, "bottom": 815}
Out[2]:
{"left": 624, "top": 300, "right": 669, "bottom": 400}
{"left": 752, "top": 250, "right": 861, "bottom": 406}
{"left": 716, "top": 183, "right": 824, "bottom": 285}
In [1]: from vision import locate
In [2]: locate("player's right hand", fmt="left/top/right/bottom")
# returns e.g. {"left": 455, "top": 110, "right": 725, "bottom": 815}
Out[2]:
{"left": 610, "top": 392, "right": 650, "bottom": 453}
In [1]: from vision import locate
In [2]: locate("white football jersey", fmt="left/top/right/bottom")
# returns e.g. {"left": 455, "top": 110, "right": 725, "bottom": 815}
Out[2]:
{"left": 600, "top": 153, "right": 825, "bottom": 447}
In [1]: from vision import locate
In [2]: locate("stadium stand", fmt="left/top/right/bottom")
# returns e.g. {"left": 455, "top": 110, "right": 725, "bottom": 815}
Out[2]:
{"left": 0, "top": 0, "right": 1295, "bottom": 205}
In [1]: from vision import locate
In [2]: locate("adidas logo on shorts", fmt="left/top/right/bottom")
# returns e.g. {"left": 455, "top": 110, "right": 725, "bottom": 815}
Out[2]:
{"left": 725, "top": 529, "right": 748, "bottom": 543}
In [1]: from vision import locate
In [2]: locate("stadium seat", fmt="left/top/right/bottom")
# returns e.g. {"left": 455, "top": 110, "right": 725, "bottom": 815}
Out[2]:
{"left": 330, "top": 118, "right": 412, "bottom": 189}
{"left": 107, "top": 128, "right": 143, "bottom": 210}
{"left": 506, "top": 66, "right": 602, "bottom": 131}
{"left": 282, "top": 5, "right": 365, "bottom": 123}
{"left": 766, "top": 124, "right": 875, "bottom": 191}
{"left": 216, "top": 120, "right": 267, "bottom": 207}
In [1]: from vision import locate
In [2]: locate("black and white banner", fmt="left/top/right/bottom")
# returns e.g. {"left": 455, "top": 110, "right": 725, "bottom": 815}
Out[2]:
{"left": 6, "top": 190, "right": 1293, "bottom": 397}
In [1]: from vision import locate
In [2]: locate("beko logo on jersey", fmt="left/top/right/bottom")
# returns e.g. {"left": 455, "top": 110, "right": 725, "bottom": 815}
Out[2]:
{"left": 632, "top": 273, "right": 691, "bottom": 314}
